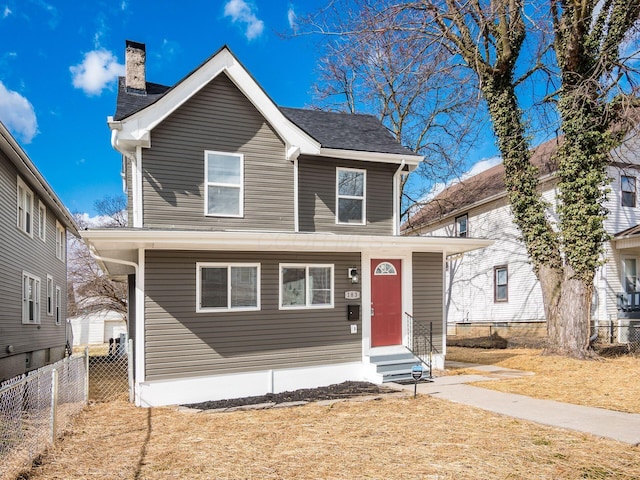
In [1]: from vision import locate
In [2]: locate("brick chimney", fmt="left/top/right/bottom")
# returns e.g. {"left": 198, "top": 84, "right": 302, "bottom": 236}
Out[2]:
{"left": 125, "top": 40, "right": 146, "bottom": 93}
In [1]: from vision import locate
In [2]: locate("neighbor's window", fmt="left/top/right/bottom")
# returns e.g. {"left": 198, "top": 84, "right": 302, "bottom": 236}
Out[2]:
{"left": 17, "top": 177, "right": 34, "bottom": 236}
{"left": 205, "top": 151, "right": 243, "bottom": 217}
{"left": 621, "top": 175, "right": 636, "bottom": 207}
{"left": 46, "top": 275, "right": 54, "bottom": 316}
{"left": 197, "top": 263, "right": 259, "bottom": 312}
{"left": 22, "top": 272, "right": 41, "bottom": 324}
{"left": 55, "top": 221, "right": 65, "bottom": 261}
{"left": 494, "top": 265, "right": 508, "bottom": 302}
{"left": 55, "top": 286, "right": 62, "bottom": 325}
{"left": 336, "top": 168, "right": 366, "bottom": 224}
{"left": 38, "top": 201, "right": 46, "bottom": 242}
{"left": 280, "top": 264, "right": 333, "bottom": 309}
{"left": 455, "top": 214, "right": 468, "bottom": 238}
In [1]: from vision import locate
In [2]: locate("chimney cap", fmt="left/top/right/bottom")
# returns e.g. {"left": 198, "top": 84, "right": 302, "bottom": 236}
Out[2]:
{"left": 126, "top": 40, "right": 146, "bottom": 51}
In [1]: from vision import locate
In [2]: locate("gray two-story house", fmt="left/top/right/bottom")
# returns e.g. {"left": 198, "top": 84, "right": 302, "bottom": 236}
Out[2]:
{"left": 82, "top": 41, "right": 490, "bottom": 407}
{"left": 0, "top": 122, "right": 79, "bottom": 382}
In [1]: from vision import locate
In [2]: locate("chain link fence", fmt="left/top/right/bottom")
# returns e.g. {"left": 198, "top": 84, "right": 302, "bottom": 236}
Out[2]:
{"left": 0, "top": 355, "right": 87, "bottom": 480}
{"left": 591, "top": 323, "right": 640, "bottom": 355}
{"left": 84, "top": 338, "right": 132, "bottom": 403}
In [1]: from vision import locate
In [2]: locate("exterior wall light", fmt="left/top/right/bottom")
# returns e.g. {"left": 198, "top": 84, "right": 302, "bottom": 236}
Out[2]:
{"left": 348, "top": 267, "right": 359, "bottom": 284}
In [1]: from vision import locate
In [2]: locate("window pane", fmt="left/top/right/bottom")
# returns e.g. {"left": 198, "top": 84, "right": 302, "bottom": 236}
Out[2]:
{"left": 231, "top": 267, "right": 257, "bottom": 308}
{"left": 309, "top": 267, "right": 331, "bottom": 306}
{"left": 496, "top": 285, "right": 507, "bottom": 301}
{"left": 208, "top": 154, "right": 240, "bottom": 185}
{"left": 622, "top": 191, "right": 636, "bottom": 207}
{"left": 622, "top": 176, "right": 635, "bottom": 192}
{"left": 338, "top": 198, "right": 363, "bottom": 223}
{"left": 282, "top": 267, "right": 306, "bottom": 306}
{"left": 338, "top": 170, "right": 364, "bottom": 196}
{"left": 207, "top": 186, "right": 240, "bottom": 215}
{"left": 201, "top": 268, "right": 227, "bottom": 308}
{"left": 496, "top": 268, "right": 507, "bottom": 285}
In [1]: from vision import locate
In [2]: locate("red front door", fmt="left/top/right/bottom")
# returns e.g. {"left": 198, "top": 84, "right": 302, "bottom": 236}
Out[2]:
{"left": 371, "top": 259, "right": 402, "bottom": 347}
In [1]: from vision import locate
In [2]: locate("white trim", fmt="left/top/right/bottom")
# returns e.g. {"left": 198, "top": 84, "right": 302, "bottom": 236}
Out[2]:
{"left": 55, "top": 285, "right": 62, "bottom": 325}
{"left": 46, "top": 274, "right": 54, "bottom": 316}
{"left": 196, "top": 262, "right": 260, "bottom": 312}
{"left": 279, "top": 264, "right": 334, "bottom": 309}
{"left": 55, "top": 221, "right": 65, "bottom": 261}
{"left": 16, "top": 176, "right": 34, "bottom": 238}
{"left": 336, "top": 167, "right": 366, "bottom": 225}
{"left": 134, "top": 147, "right": 143, "bottom": 227}
{"left": 320, "top": 147, "right": 422, "bottom": 165}
{"left": 22, "top": 271, "right": 41, "bottom": 325}
{"left": 392, "top": 161, "right": 405, "bottom": 236}
{"left": 136, "top": 249, "right": 146, "bottom": 390}
{"left": 38, "top": 200, "right": 46, "bottom": 242}
{"left": 136, "top": 361, "right": 369, "bottom": 407}
{"left": 204, "top": 150, "right": 244, "bottom": 218}
{"left": 293, "top": 156, "right": 299, "bottom": 232}
{"left": 441, "top": 251, "right": 447, "bottom": 357}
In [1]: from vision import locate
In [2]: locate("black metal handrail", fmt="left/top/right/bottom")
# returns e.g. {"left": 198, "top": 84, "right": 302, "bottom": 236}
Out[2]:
{"left": 404, "top": 312, "right": 437, "bottom": 378}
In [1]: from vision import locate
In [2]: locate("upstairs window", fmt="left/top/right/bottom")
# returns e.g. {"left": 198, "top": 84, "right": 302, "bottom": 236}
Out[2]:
{"left": 197, "top": 263, "right": 259, "bottom": 312}
{"left": 17, "top": 177, "right": 33, "bottom": 236}
{"left": 22, "top": 272, "right": 41, "bottom": 324}
{"left": 56, "top": 221, "right": 65, "bottom": 261}
{"left": 621, "top": 175, "right": 636, "bottom": 207}
{"left": 55, "top": 286, "right": 62, "bottom": 325}
{"left": 455, "top": 214, "right": 468, "bottom": 237}
{"left": 336, "top": 168, "right": 366, "bottom": 224}
{"left": 205, "top": 151, "right": 243, "bottom": 217}
{"left": 47, "top": 275, "right": 54, "bottom": 316}
{"left": 38, "top": 201, "right": 46, "bottom": 242}
{"left": 494, "top": 265, "right": 508, "bottom": 302}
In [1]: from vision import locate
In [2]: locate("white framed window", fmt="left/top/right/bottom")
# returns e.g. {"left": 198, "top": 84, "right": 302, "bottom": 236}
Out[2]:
{"left": 55, "top": 286, "right": 62, "bottom": 325}
{"left": 17, "top": 177, "right": 34, "bottom": 236}
{"left": 336, "top": 167, "right": 366, "bottom": 224}
{"left": 196, "top": 263, "right": 260, "bottom": 312}
{"left": 204, "top": 150, "right": 244, "bottom": 217}
{"left": 621, "top": 175, "right": 636, "bottom": 207}
{"left": 46, "top": 275, "right": 54, "bottom": 316}
{"left": 22, "top": 272, "right": 41, "bottom": 324}
{"left": 494, "top": 265, "right": 508, "bottom": 302}
{"left": 455, "top": 214, "right": 468, "bottom": 237}
{"left": 38, "top": 201, "right": 47, "bottom": 242}
{"left": 55, "top": 221, "right": 65, "bottom": 261}
{"left": 374, "top": 262, "right": 397, "bottom": 275}
{"left": 280, "top": 264, "right": 334, "bottom": 309}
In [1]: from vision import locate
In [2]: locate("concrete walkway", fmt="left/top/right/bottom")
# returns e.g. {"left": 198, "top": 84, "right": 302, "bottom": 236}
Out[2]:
{"left": 391, "top": 363, "right": 640, "bottom": 446}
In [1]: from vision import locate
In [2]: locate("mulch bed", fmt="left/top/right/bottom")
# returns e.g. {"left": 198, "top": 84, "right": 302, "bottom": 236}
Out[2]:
{"left": 184, "top": 381, "right": 397, "bottom": 410}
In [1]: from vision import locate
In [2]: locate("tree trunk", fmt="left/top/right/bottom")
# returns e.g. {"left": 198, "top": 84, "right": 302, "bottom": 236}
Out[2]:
{"left": 541, "top": 265, "right": 592, "bottom": 358}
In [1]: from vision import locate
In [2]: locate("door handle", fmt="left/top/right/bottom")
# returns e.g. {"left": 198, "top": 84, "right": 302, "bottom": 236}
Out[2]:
{"left": 371, "top": 303, "right": 375, "bottom": 316}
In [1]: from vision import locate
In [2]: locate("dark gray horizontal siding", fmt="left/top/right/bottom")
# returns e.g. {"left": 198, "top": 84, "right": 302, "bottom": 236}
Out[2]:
{"left": 412, "top": 252, "right": 444, "bottom": 351}
{"left": 298, "top": 156, "right": 396, "bottom": 235}
{"left": 144, "top": 250, "right": 361, "bottom": 381}
{"left": 0, "top": 152, "right": 67, "bottom": 374}
{"left": 142, "top": 73, "right": 294, "bottom": 231}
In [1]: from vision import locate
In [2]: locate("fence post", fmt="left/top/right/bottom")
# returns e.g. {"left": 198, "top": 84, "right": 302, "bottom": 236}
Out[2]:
{"left": 84, "top": 346, "right": 89, "bottom": 404}
{"left": 50, "top": 368, "right": 58, "bottom": 444}
{"left": 128, "top": 339, "right": 134, "bottom": 403}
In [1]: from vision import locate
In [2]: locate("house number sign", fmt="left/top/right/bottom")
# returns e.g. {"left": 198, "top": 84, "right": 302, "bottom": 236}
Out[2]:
{"left": 344, "top": 291, "right": 360, "bottom": 300}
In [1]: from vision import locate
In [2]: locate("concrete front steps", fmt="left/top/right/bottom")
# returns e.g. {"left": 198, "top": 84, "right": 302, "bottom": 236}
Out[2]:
{"left": 370, "top": 351, "right": 427, "bottom": 383}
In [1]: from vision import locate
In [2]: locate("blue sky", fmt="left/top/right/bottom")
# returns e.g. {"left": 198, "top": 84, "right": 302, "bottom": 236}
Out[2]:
{"left": 0, "top": 0, "right": 333, "bottom": 216}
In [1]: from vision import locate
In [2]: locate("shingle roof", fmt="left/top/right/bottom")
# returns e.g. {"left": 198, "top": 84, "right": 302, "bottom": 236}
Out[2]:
{"left": 113, "top": 76, "right": 414, "bottom": 155}
{"left": 405, "top": 137, "right": 560, "bottom": 231}
{"left": 279, "top": 107, "right": 414, "bottom": 155}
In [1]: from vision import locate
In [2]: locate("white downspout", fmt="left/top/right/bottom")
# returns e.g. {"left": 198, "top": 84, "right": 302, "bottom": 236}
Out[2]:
{"left": 287, "top": 145, "right": 301, "bottom": 233}
{"left": 393, "top": 160, "right": 406, "bottom": 236}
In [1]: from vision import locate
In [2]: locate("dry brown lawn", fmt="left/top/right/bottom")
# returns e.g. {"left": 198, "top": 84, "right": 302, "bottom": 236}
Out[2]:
{"left": 13, "top": 348, "right": 640, "bottom": 480}
{"left": 446, "top": 347, "right": 640, "bottom": 414}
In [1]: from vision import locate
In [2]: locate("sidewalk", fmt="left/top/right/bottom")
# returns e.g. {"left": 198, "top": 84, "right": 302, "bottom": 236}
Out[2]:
{"left": 391, "top": 363, "right": 640, "bottom": 446}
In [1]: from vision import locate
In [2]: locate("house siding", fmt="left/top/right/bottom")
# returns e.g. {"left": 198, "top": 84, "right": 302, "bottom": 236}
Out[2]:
{"left": 412, "top": 252, "right": 444, "bottom": 351}
{"left": 298, "top": 156, "right": 396, "bottom": 235}
{"left": 144, "top": 250, "right": 361, "bottom": 381}
{"left": 141, "top": 73, "right": 294, "bottom": 231}
{"left": 0, "top": 152, "right": 68, "bottom": 380}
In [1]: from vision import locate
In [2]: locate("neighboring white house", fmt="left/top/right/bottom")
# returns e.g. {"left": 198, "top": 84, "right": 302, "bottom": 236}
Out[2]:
{"left": 406, "top": 133, "right": 640, "bottom": 342}
{"left": 69, "top": 309, "right": 127, "bottom": 346}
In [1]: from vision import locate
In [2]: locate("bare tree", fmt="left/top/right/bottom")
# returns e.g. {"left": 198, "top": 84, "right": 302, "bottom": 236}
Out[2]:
{"left": 67, "top": 196, "right": 128, "bottom": 320}
{"left": 302, "top": 0, "right": 640, "bottom": 357}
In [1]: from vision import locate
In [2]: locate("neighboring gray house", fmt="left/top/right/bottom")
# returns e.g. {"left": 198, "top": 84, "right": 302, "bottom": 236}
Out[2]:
{"left": 82, "top": 41, "right": 489, "bottom": 407}
{"left": 0, "top": 122, "right": 79, "bottom": 382}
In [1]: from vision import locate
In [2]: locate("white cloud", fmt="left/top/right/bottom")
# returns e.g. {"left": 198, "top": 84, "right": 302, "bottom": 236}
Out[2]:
{"left": 0, "top": 82, "right": 38, "bottom": 143}
{"left": 287, "top": 6, "right": 297, "bottom": 32}
{"left": 3, "top": 6, "right": 11, "bottom": 18}
{"left": 423, "top": 156, "right": 503, "bottom": 202}
{"left": 224, "top": 0, "right": 264, "bottom": 40}
{"left": 120, "top": 0, "right": 127, "bottom": 10}
{"left": 70, "top": 49, "right": 124, "bottom": 96}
